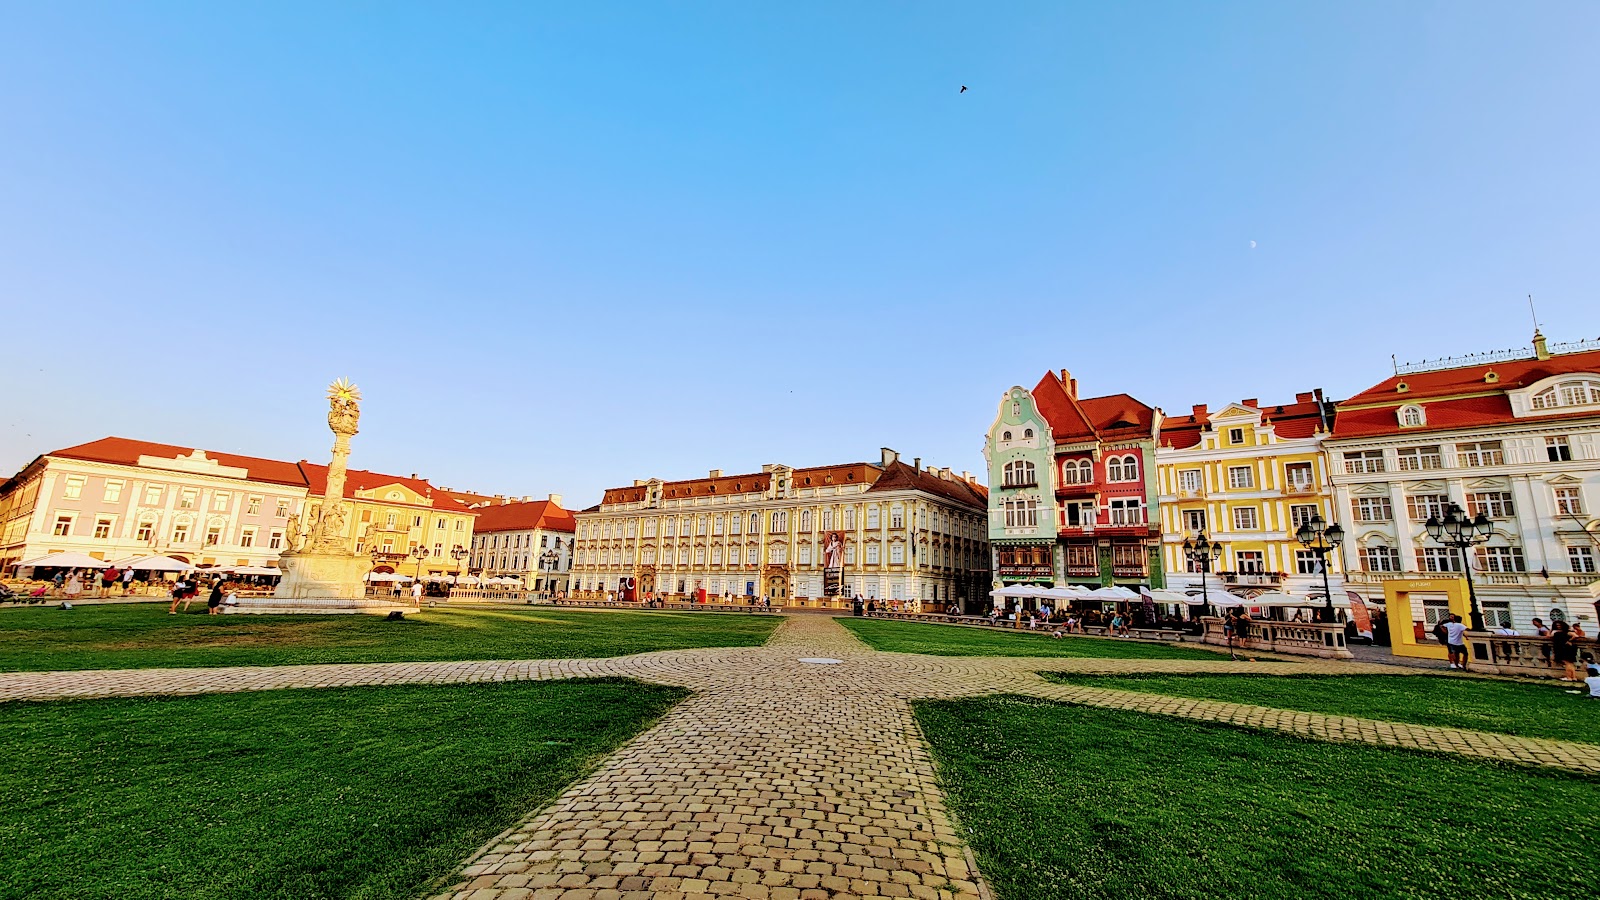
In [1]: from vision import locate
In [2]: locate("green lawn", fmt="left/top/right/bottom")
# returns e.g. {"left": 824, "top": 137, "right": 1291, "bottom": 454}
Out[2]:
{"left": 0, "top": 604, "right": 778, "bottom": 671}
{"left": 838, "top": 617, "right": 1230, "bottom": 660}
{"left": 1045, "top": 673, "right": 1600, "bottom": 745}
{"left": 918, "top": 696, "right": 1600, "bottom": 900}
{"left": 0, "top": 678, "right": 685, "bottom": 900}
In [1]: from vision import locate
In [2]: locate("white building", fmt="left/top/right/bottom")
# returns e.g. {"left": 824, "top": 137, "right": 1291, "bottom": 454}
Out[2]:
{"left": 569, "top": 448, "right": 990, "bottom": 609}
{"left": 1327, "top": 332, "right": 1600, "bottom": 629}
{"left": 466, "top": 494, "right": 575, "bottom": 594}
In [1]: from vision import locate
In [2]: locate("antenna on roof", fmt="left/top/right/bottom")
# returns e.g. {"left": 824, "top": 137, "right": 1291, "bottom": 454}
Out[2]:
{"left": 1391, "top": 354, "right": 1397, "bottom": 375}
{"left": 1528, "top": 294, "right": 1541, "bottom": 333}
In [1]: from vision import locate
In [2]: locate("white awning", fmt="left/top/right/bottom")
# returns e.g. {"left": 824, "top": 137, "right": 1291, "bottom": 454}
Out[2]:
{"left": 123, "top": 554, "right": 195, "bottom": 572}
{"left": 18, "top": 551, "right": 115, "bottom": 569}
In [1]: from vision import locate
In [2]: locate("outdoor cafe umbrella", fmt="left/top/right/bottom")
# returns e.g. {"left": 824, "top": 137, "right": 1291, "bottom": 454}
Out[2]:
{"left": 124, "top": 554, "right": 195, "bottom": 573}
{"left": 229, "top": 566, "right": 281, "bottom": 577}
{"left": 455, "top": 575, "right": 481, "bottom": 586}
{"left": 16, "top": 551, "right": 108, "bottom": 570}
{"left": 1085, "top": 586, "right": 1139, "bottom": 601}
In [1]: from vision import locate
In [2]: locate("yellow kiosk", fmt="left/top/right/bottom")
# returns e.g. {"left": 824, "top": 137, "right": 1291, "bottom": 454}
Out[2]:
{"left": 1382, "top": 577, "right": 1473, "bottom": 661}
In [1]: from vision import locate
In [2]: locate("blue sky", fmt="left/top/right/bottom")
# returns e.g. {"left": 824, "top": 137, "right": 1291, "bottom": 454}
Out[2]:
{"left": 3, "top": 2, "right": 1597, "bottom": 506}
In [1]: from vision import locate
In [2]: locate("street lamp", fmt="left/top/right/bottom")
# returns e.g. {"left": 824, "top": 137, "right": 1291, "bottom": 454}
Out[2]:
{"left": 409, "top": 544, "right": 429, "bottom": 594}
{"left": 1424, "top": 502, "right": 1493, "bottom": 630}
{"left": 450, "top": 545, "right": 468, "bottom": 585}
{"left": 1295, "top": 513, "right": 1345, "bottom": 624}
{"left": 1182, "top": 531, "right": 1224, "bottom": 618}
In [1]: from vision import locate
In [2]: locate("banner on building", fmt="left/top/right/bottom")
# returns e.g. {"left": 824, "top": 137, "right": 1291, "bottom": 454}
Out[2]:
{"left": 1347, "top": 590, "right": 1374, "bottom": 639}
{"left": 1139, "top": 585, "right": 1157, "bottom": 623}
{"left": 621, "top": 576, "right": 636, "bottom": 602}
{"left": 822, "top": 530, "right": 846, "bottom": 596}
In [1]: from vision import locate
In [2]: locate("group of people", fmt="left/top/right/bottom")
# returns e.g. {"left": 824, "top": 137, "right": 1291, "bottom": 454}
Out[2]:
{"left": 168, "top": 577, "right": 240, "bottom": 615}
{"left": 22, "top": 566, "right": 140, "bottom": 600}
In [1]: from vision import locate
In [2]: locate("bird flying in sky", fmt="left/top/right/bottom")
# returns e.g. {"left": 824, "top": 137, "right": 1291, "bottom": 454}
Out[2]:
{"left": 959, "top": 85, "right": 968, "bottom": 93}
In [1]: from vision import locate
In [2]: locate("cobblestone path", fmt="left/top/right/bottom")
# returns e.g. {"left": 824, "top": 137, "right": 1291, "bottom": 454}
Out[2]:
{"left": 4, "top": 614, "right": 1597, "bottom": 899}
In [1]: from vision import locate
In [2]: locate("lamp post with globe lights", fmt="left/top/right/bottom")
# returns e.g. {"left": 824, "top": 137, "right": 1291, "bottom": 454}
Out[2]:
{"left": 1182, "top": 531, "right": 1224, "bottom": 619}
{"left": 1294, "top": 514, "right": 1345, "bottom": 624}
{"left": 1425, "top": 503, "right": 1494, "bottom": 631}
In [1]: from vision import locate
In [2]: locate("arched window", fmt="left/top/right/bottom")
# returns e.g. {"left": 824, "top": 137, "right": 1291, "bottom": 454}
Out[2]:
{"left": 1120, "top": 455, "right": 1139, "bottom": 482}
{"left": 1024, "top": 428, "right": 1034, "bottom": 439}
{"left": 1002, "top": 431, "right": 1012, "bottom": 441}
{"left": 1399, "top": 405, "right": 1425, "bottom": 427}
{"left": 1078, "top": 460, "right": 1093, "bottom": 483}
{"left": 1106, "top": 457, "right": 1123, "bottom": 482}
{"left": 1003, "top": 460, "right": 1036, "bottom": 487}
{"left": 1533, "top": 379, "right": 1600, "bottom": 409}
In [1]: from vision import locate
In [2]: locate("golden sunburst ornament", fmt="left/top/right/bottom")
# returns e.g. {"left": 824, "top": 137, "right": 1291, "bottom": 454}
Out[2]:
{"left": 327, "top": 378, "right": 362, "bottom": 403}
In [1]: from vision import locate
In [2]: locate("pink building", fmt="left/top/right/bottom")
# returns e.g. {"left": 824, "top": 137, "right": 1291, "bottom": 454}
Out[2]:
{"left": 0, "top": 438, "right": 310, "bottom": 573}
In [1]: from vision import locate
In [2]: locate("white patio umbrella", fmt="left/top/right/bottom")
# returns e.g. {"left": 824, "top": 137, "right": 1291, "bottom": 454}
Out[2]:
{"left": 17, "top": 551, "right": 111, "bottom": 569}
{"left": 1086, "top": 586, "right": 1139, "bottom": 601}
{"left": 455, "top": 574, "right": 481, "bottom": 585}
{"left": 230, "top": 566, "right": 281, "bottom": 577}
{"left": 1250, "top": 592, "right": 1350, "bottom": 607}
{"left": 124, "top": 554, "right": 195, "bottom": 573}
{"left": 1144, "top": 588, "right": 1198, "bottom": 605}
{"left": 366, "top": 572, "right": 412, "bottom": 583}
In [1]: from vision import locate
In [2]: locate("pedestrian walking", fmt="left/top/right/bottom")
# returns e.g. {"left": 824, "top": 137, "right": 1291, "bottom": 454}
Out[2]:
{"left": 411, "top": 580, "right": 423, "bottom": 603}
{"left": 100, "top": 566, "right": 119, "bottom": 597}
{"left": 121, "top": 567, "right": 136, "bottom": 595}
{"left": 64, "top": 571, "right": 83, "bottom": 602}
{"left": 207, "top": 580, "right": 225, "bottom": 616}
{"left": 1552, "top": 621, "right": 1580, "bottom": 681}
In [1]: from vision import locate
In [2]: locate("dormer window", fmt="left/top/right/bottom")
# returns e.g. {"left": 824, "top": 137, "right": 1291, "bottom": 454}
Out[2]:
{"left": 1023, "top": 428, "right": 1034, "bottom": 439}
{"left": 1398, "top": 405, "right": 1425, "bottom": 427}
{"left": 1002, "top": 431, "right": 1012, "bottom": 441}
{"left": 1532, "top": 379, "right": 1600, "bottom": 409}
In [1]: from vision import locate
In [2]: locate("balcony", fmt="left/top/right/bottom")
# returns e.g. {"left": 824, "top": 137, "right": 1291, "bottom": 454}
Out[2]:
{"left": 1064, "top": 563, "right": 1101, "bottom": 577}
{"left": 1217, "top": 570, "right": 1283, "bottom": 588}
{"left": 1283, "top": 481, "right": 1318, "bottom": 496}
{"left": 1176, "top": 487, "right": 1206, "bottom": 500}
{"left": 1055, "top": 480, "right": 1098, "bottom": 498}
{"left": 1111, "top": 563, "right": 1148, "bottom": 578}
{"left": 1000, "top": 479, "right": 1039, "bottom": 490}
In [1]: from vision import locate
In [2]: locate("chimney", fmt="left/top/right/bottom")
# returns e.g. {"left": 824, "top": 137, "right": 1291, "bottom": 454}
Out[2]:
{"left": 633, "top": 479, "right": 646, "bottom": 486}
{"left": 1295, "top": 391, "right": 1315, "bottom": 403}
{"left": 881, "top": 447, "right": 899, "bottom": 467}
{"left": 1241, "top": 398, "right": 1259, "bottom": 408}
{"left": 1059, "top": 368, "right": 1070, "bottom": 383}
{"left": 1534, "top": 328, "right": 1550, "bottom": 360}
{"left": 1191, "top": 403, "right": 1208, "bottom": 418}
{"left": 709, "top": 469, "right": 723, "bottom": 478}
{"left": 913, "top": 457, "right": 921, "bottom": 471}
{"left": 548, "top": 493, "right": 563, "bottom": 507}
{"left": 411, "top": 473, "right": 418, "bottom": 479}
{"left": 962, "top": 470, "right": 972, "bottom": 482}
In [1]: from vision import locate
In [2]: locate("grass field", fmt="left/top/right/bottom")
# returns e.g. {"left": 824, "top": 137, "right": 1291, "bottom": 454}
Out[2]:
{"left": 1045, "top": 672, "right": 1600, "bottom": 744}
{"left": 838, "top": 617, "right": 1231, "bottom": 660}
{"left": 0, "top": 678, "right": 685, "bottom": 900}
{"left": 917, "top": 695, "right": 1600, "bottom": 900}
{"left": 0, "top": 604, "right": 778, "bottom": 671}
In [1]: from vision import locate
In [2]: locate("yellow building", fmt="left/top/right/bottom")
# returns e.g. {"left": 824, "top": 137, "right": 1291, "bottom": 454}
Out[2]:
{"left": 298, "top": 463, "right": 477, "bottom": 577}
{"left": 1155, "top": 392, "right": 1343, "bottom": 600}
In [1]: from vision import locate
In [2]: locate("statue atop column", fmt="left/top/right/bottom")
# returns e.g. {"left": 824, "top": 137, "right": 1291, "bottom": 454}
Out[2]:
{"left": 308, "top": 378, "right": 361, "bottom": 552}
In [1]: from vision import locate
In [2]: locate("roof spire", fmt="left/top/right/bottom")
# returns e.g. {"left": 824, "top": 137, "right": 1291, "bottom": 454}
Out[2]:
{"left": 1529, "top": 294, "right": 1551, "bottom": 360}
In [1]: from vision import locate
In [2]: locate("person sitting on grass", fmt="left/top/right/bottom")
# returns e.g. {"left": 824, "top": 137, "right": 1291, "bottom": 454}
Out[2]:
{"left": 1585, "top": 665, "right": 1600, "bottom": 699}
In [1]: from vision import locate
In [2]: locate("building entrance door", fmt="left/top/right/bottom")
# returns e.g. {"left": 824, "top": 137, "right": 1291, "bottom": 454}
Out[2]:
{"left": 767, "top": 575, "right": 788, "bottom": 601}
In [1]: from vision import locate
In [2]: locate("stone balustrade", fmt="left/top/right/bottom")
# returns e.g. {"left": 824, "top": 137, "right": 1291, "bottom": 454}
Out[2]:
{"left": 1200, "top": 616, "right": 1353, "bottom": 659}
{"left": 1466, "top": 632, "right": 1599, "bottom": 677}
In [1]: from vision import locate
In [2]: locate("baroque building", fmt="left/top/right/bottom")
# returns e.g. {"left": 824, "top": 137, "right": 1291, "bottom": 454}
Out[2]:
{"left": 467, "top": 495, "right": 576, "bottom": 593}
{"left": 1156, "top": 392, "right": 1342, "bottom": 599}
{"left": 569, "top": 448, "right": 990, "bottom": 610}
{"left": 984, "top": 370, "right": 1164, "bottom": 592}
{"left": 1328, "top": 331, "right": 1600, "bottom": 629}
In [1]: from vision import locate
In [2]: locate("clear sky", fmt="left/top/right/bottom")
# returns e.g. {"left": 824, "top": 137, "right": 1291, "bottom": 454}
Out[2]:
{"left": 3, "top": 2, "right": 1597, "bottom": 506}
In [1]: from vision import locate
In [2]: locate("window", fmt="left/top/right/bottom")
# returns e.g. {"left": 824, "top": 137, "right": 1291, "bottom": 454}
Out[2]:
{"left": 1235, "top": 550, "right": 1264, "bottom": 573}
{"left": 413, "top": 515, "right": 423, "bottom": 527}
{"left": 1352, "top": 496, "right": 1393, "bottom": 522}
{"left": 844, "top": 507, "right": 856, "bottom": 529}
{"left": 1344, "top": 450, "right": 1385, "bottom": 474}
{"left": 1003, "top": 460, "right": 1037, "bottom": 487}
{"left": 52, "top": 514, "right": 74, "bottom": 536}
{"left": 1532, "top": 379, "right": 1600, "bottom": 409}
{"left": 205, "top": 525, "right": 222, "bottom": 546}
{"left": 1420, "top": 547, "right": 1462, "bottom": 572}
{"left": 212, "top": 493, "right": 230, "bottom": 512}
{"left": 1466, "top": 492, "right": 1514, "bottom": 518}
{"left": 664, "top": 518, "right": 675, "bottom": 537}
{"left": 104, "top": 480, "right": 124, "bottom": 503}
{"left": 268, "top": 529, "right": 284, "bottom": 549}
{"left": 1002, "top": 431, "right": 1012, "bottom": 441}
{"left": 771, "top": 510, "right": 788, "bottom": 532}
{"left": 1177, "top": 469, "right": 1201, "bottom": 492}
{"left": 730, "top": 546, "right": 741, "bottom": 565}
{"left": 93, "top": 517, "right": 113, "bottom": 539}
{"left": 749, "top": 513, "right": 760, "bottom": 533}
{"left": 820, "top": 509, "right": 833, "bottom": 531}
{"left": 240, "top": 528, "right": 255, "bottom": 548}
{"left": 1003, "top": 498, "right": 1039, "bottom": 528}
{"left": 1284, "top": 463, "right": 1314, "bottom": 491}
{"left": 1569, "top": 546, "right": 1596, "bottom": 573}
{"left": 145, "top": 486, "right": 163, "bottom": 505}
{"left": 1107, "top": 455, "right": 1139, "bottom": 483}
{"left": 180, "top": 489, "right": 198, "bottom": 509}
{"left": 1024, "top": 428, "right": 1034, "bottom": 439}
{"left": 1546, "top": 436, "right": 1572, "bottom": 462}
{"left": 1479, "top": 546, "right": 1526, "bottom": 573}
{"left": 1229, "top": 428, "right": 1244, "bottom": 444}
{"left": 1067, "top": 545, "right": 1097, "bottom": 571}
{"left": 433, "top": 542, "right": 443, "bottom": 557}
{"left": 695, "top": 548, "right": 706, "bottom": 565}
{"left": 771, "top": 545, "right": 787, "bottom": 564}
{"left": 1227, "top": 466, "right": 1254, "bottom": 489}
{"left": 63, "top": 476, "right": 85, "bottom": 499}
{"left": 1481, "top": 601, "right": 1512, "bottom": 629}
{"left": 1064, "top": 501, "right": 1094, "bottom": 527}
{"left": 865, "top": 545, "right": 880, "bottom": 564}
{"left": 172, "top": 523, "right": 190, "bottom": 543}
{"left": 713, "top": 515, "right": 724, "bottom": 535}
{"left": 890, "top": 505, "right": 904, "bottom": 529}
{"left": 866, "top": 507, "right": 880, "bottom": 529}
{"left": 712, "top": 547, "right": 723, "bottom": 564}
{"left": 1457, "top": 441, "right": 1503, "bottom": 467}
{"left": 1406, "top": 494, "right": 1449, "bottom": 521}
{"left": 697, "top": 516, "right": 707, "bottom": 536}
{"left": 1182, "top": 509, "right": 1207, "bottom": 533}
{"left": 1232, "top": 507, "right": 1258, "bottom": 530}
{"left": 1554, "top": 487, "right": 1584, "bottom": 516}
{"left": 1294, "top": 549, "right": 1321, "bottom": 575}
{"left": 136, "top": 520, "right": 156, "bottom": 542}
{"left": 1361, "top": 546, "right": 1401, "bottom": 572}
{"left": 798, "top": 510, "right": 811, "bottom": 532}
{"left": 1396, "top": 446, "right": 1442, "bottom": 471}
{"left": 455, "top": 519, "right": 464, "bottom": 531}
{"left": 1399, "top": 405, "right": 1425, "bottom": 427}
{"left": 1290, "top": 504, "right": 1318, "bottom": 529}
{"left": 890, "top": 544, "right": 904, "bottom": 564}
{"left": 844, "top": 545, "right": 855, "bottom": 565}
{"left": 276, "top": 499, "right": 290, "bottom": 518}
{"left": 1108, "top": 498, "right": 1143, "bottom": 525}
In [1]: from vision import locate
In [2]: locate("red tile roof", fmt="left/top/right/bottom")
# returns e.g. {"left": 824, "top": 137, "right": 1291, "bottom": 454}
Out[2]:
{"left": 471, "top": 499, "right": 577, "bottom": 534}
{"left": 296, "top": 461, "right": 447, "bottom": 505}
{"left": 1334, "top": 348, "right": 1600, "bottom": 439}
{"left": 1160, "top": 397, "right": 1332, "bottom": 449}
{"left": 866, "top": 461, "right": 988, "bottom": 509}
{"left": 48, "top": 437, "right": 309, "bottom": 487}
{"left": 1030, "top": 372, "right": 1155, "bottom": 443}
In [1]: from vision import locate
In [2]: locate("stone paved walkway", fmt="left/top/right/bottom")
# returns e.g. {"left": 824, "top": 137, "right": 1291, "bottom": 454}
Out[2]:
{"left": 5, "top": 614, "right": 1598, "bottom": 900}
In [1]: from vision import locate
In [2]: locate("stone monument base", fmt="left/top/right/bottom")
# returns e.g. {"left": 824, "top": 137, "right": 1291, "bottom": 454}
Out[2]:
{"left": 224, "top": 551, "right": 418, "bottom": 616}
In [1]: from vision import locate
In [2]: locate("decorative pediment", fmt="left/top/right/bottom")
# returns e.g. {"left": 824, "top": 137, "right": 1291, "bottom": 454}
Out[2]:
{"left": 1547, "top": 473, "right": 1583, "bottom": 485}
{"left": 1210, "top": 404, "right": 1264, "bottom": 422}
{"left": 1352, "top": 530, "right": 1391, "bottom": 547}
{"left": 1350, "top": 483, "right": 1390, "bottom": 496}
{"left": 1464, "top": 477, "right": 1508, "bottom": 490}
{"left": 1402, "top": 479, "right": 1447, "bottom": 492}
